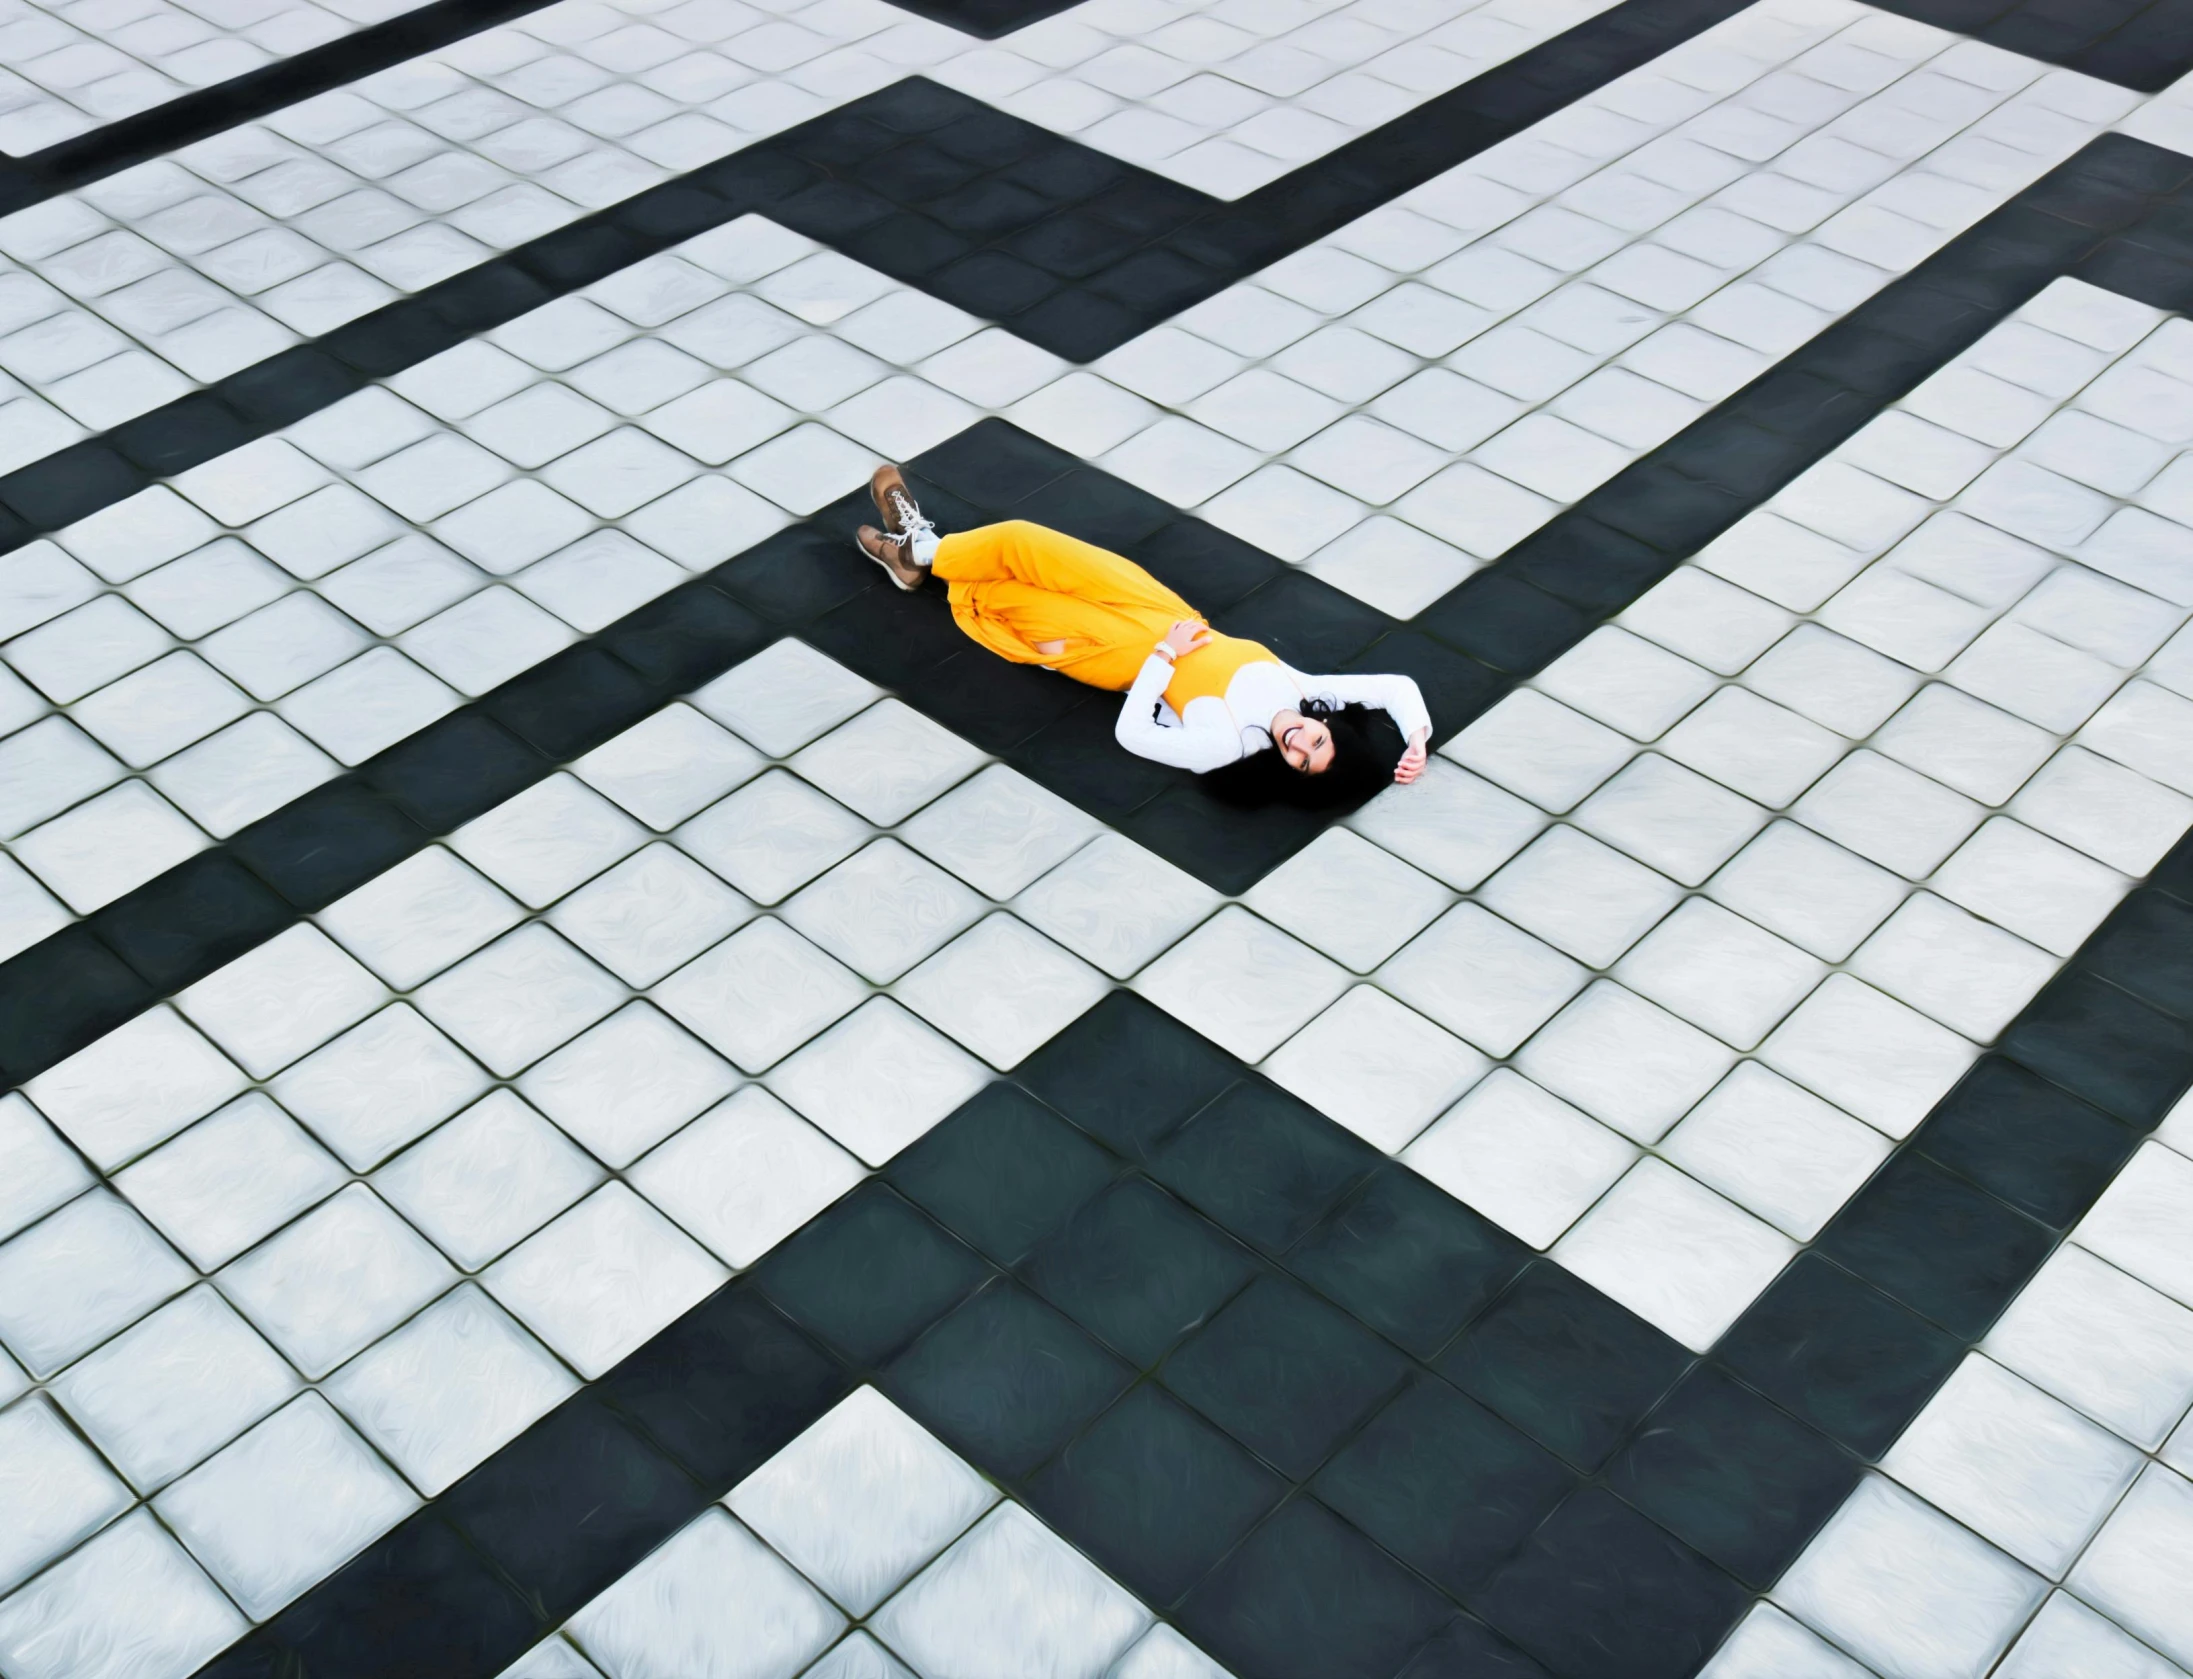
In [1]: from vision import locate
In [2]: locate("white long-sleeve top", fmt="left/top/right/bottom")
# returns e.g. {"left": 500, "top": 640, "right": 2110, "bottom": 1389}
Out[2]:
{"left": 1113, "top": 653, "right": 1432, "bottom": 773}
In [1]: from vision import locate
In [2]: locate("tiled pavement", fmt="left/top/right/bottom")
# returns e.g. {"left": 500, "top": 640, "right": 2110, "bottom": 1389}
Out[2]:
{"left": 5, "top": 1, "right": 2193, "bottom": 1676}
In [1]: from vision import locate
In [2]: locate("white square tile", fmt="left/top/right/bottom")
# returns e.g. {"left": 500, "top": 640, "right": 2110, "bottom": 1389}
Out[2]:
{"left": 149, "top": 712, "right": 341, "bottom": 838}
{"left": 399, "top": 586, "right": 579, "bottom": 695}
{"left": 277, "top": 645, "right": 460, "bottom": 765}
{"left": 1658, "top": 687, "right": 1843, "bottom": 808}
{"left": 517, "top": 1002, "right": 736, "bottom": 1168}
{"left": 1553, "top": 1159, "right": 1796, "bottom": 1351}
{"left": 569, "top": 702, "right": 765, "bottom": 829}
{"left": 1131, "top": 905, "right": 1350, "bottom": 1065}
{"left": 374, "top": 1089, "right": 602, "bottom": 1274}
{"left": 1777, "top": 1475, "right": 2043, "bottom": 1679}
{"left": 1534, "top": 626, "right": 1716, "bottom": 739}
{"left": 870, "top": 1504, "right": 1149, "bottom": 1679}
{"left": 325, "top": 1284, "right": 576, "bottom": 1496}
{"left": 1746, "top": 623, "right": 1922, "bottom": 739}
{"left": 547, "top": 841, "right": 753, "bottom": 988}
{"left": 203, "top": 594, "right": 372, "bottom": 699}
{"left": 69, "top": 652, "right": 252, "bottom": 771}
{"left": 1239, "top": 827, "right": 1453, "bottom": 975}
{"left": 7, "top": 598, "right": 170, "bottom": 709}
{"left": 2067, "top": 1466, "right": 2193, "bottom": 1670}
{"left": 653, "top": 915, "right": 865, "bottom": 1074}
{"left": 1301, "top": 515, "right": 1476, "bottom": 618}
{"left": 1697, "top": 1603, "right": 1874, "bottom": 1679}
{"left": 0, "top": 1190, "right": 193, "bottom": 1377}
{"left": 495, "top": 1635, "right": 608, "bottom": 1679}
{"left": 1994, "top": 1591, "right": 2192, "bottom": 1679}
{"left": 217, "top": 1183, "right": 456, "bottom": 1379}
{"left": 1872, "top": 683, "right": 2056, "bottom": 805}
{"left": 1884, "top": 1354, "right": 2142, "bottom": 1578}
{"left": 0, "top": 718, "right": 123, "bottom": 843}
{"left": 14, "top": 780, "right": 208, "bottom": 914}
{"left": 1759, "top": 973, "right": 1975, "bottom": 1139}
{"left": 1620, "top": 569, "right": 1797, "bottom": 678}
{"left": 2011, "top": 744, "right": 2193, "bottom": 875}
{"left": 896, "top": 912, "right": 1109, "bottom": 1072}
{"left": 1373, "top": 901, "right": 1587, "bottom": 1059}
{"left": 1402, "top": 1069, "right": 1638, "bottom": 1250}
{"left": 1263, "top": 985, "right": 1489, "bottom": 1154}
{"left": 728, "top": 1384, "right": 996, "bottom": 1617}
{"left": 1704, "top": 819, "right": 1908, "bottom": 963}
{"left": 154, "top": 1393, "right": 417, "bottom": 1620}
{"left": 0, "top": 1508, "right": 244, "bottom": 1679}
{"left": 724, "top": 420, "right": 875, "bottom": 515}
{"left": 317, "top": 846, "right": 526, "bottom": 991}
{"left": 765, "top": 998, "right": 989, "bottom": 1167}
{"left": 414, "top": 925, "right": 625, "bottom": 1077}
{"left": 48, "top": 1284, "right": 298, "bottom": 1495}
{"left": 1445, "top": 689, "right": 1634, "bottom": 814}
{"left": 116, "top": 1092, "right": 344, "bottom": 1271}
{"left": 628, "top": 1087, "right": 862, "bottom": 1269}
{"left": 2077, "top": 1143, "right": 2193, "bottom": 1312}
{"left": 322, "top": 532, "right": 487, "bottom": 631}
{"left": 1613, "top": 898, "right": 1828, "bottom": 1051}
{"left": 483, "top": 1183, "right": 727, "bottom": 1378}
{"left": 1984, "top": 1244, "right": 2193, "bottom": 1450}
{"left": 1012, "top": 833, "right": 1222, "bottom": 981}
{"left": 23, "top": 1005, "right": 245, "bottom": 1172}
{"left": 1573, "top": 752, "right": 1770, "bottom": 887}
{"left": 1848, "top": 892, "right": 2058, "bottom": 1041}
{"left": 1515, "top": 980, "right": 1736, "bottom": 1145}
{"left": 1345, "top": 759, "right": 1545, "bottom": 891}
{"left": 1792, "top": 748, "right": 1986, "bottom": 879}
{"left": 271, "top": 1003, "right": 491, "bottom": 1171}
{"left": 0, "top": 1095, "right": 90, "bottom": 1244}
{"left": 515, "top": 529, "right": 687, "bottom": 632}
{"left": 898, "top": 764, "right": 1102, "bottom": 901}
{"left": 1662, "top": 1063, "right": 1890, "bottom": 1241}
{"left": 0, "top": 1394, "right": 132, "bottom": 1596}
{"left": 789, "top": 699, "right": 986, "bottom": 827}
{"left": 783, "top": 839, "right": 986, "bottom": 985}
{"left": 1477, "top": 824, "right": 1683, "bottom": 968}
{"left": 676, "top": 768, "right": 871, "bottom": 905}
{"left": 125, "top": 539, "right": 290, "bottom": 640}
{"left": 567, "top": 1507, "right": 843, "bottom": 1679}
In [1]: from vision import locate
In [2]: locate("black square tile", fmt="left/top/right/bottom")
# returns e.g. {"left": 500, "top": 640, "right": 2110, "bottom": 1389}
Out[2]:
{"left": 596, "top": 1285, "right": 848, "bottom": 1490}
{"left": 1022, "top": 1177, "right": 1262, "bottom": 1367}
{"left": 1915, "top": 1054, "right": 2141, "bottom": 1228}
{"left": 479, "top": 645, "right": 662, "bottom": 763}
{"left": 1011, "top": 695, "right": 1182, "bottom": 823}
{"left": 111, "top": 391, "right": 254, "bottom": 477}
{"left": 710, "top": 524, "right": 878, "bottom": 628}
{"left": 889, "top": 1081, "right": 1119, "bottom": 1265}
{"left": 1120, "top": 781, "right": 1331, "bottom": 897}
{"left": 1313, "top": 1375, "right": 1574, "bottom": 1597}
{"left": 1415, "top": 573, "right": 1590, "bottom": 675}
{"left": 1472, "top": 1487, "right": 1748, "bottom": 1679}
{"left": 1151, "top": 1079, "right": 1381, "bottom": 1256}
{"left": 803, "top": 581, "right": 969, "bottom": 690}
{"left": 885, "top": 1279, "right": 1134, "bottom": 1479}
{"left": 1026, "top": 1382, "right": 1286, "bottom": 1608}
{"left": 750, "top": 1182, "right": 990, "bottom": 1368}
{"left": 906, "top": 646, "right": 1089, "bottom": 755}
{"left": 596, "top": 581, "right": 768, "bottom": 694}
{"left": 1502, "top": 515, "right": 1676, "bottom": 615}
{"left": 1606, "top": 1365, "right": 1856, "bottom": 1589}
{"left": 1177, "top": 1495, "right": 1451, "bottom": 1679}
{"left": 1396, "top": 1617, "right": 1555, "bottom": 1679}
{"left": 1008, "top": 469, "right": 1175, "bottom": 550}
{"left": 1220, "top": 569, "right": 1392, "bottom": 671}
{"left": 2081, "top": 888, "right": 2193, "bottom": 1021}
{"left": 1162, "top": 1274, "right": 1408, "bottom": 1479}
{"left": 1436, "top": 1262, "right": 1689, "bottom": 1471}
{"left": 89, "top": 851, "right": 292, "bottom": 996}
{"left": 1815, "top": 1152, "right": 2053, "bottom": 1340}
{"left": 1714, "top": 1253, "right": 1962, "bottom": 1457}
{"left": 1342, "top": 629, "right": 1504, "bottom": 742}
{"left": 1016, "top": 988, "right": 1239, "bottom": 1160}
{"left": 439, "top": 1391, "right": 702, "bottom": 1623}
{"left": 0, "top": 925, "right": 157, "bottom": 1088}
{"left": 1136, "top": 517, "right": 1283, "bottom": 611}
{"left": 1999, "top": 968, "right": 2193, "bottom": 1125}
{"left": 227, "top": 782, "right": 427, "bottom": 910}
{"left": 1288, "top": 1166, "right": 1530, "bottom": 1360}
{"left": 255, "top": 1512, "right": 540, "bottom": 1679}
{"left": 361, "top": 711, "right": 549, "bottom": 834}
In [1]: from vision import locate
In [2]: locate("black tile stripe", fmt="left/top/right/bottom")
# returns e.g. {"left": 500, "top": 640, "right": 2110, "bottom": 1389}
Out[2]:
{"left": 1864, "top": 0, "right": 2193, "bottom": 92}
{"left": 0, "top": 0, "right": 1762, "bottom": 552}
{"left": 183, "top": 813, "right": 2193, "bottom": 1679}
{"left": 5, "top": 130, "right": 2189, "bottom": 1091}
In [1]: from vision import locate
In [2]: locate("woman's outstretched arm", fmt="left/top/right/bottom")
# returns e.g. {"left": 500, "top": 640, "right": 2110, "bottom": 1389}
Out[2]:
{"left": 1298, "top": 669, "right": 1433, "bottom": 783}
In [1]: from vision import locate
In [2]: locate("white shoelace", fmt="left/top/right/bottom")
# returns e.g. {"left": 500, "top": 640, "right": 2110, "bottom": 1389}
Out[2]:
{"left": 889, "top": 488, "right": 939, "bottom": 564}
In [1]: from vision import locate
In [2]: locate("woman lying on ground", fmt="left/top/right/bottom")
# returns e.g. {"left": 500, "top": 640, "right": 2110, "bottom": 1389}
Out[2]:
{"left": 854, "top": 465, "right": 1432, "bottom": 810}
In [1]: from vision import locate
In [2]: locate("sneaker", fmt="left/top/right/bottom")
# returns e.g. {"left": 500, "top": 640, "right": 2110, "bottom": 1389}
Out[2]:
{"left": 856, "top": 524, "right": 925, "bottom": 591}
{"left": 868, "top": 464, "right": 934, "bottom": 562}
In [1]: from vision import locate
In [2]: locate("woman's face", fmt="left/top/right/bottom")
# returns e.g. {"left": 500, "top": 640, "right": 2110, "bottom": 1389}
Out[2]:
{"left": 1277, "top": 714, "right": 1334, "bottom": 774}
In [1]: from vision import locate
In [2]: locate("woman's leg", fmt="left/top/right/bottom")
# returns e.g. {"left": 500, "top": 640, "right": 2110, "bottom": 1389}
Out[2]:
{"left": 933, "top": 520, "right": 1197, "bottom": 618}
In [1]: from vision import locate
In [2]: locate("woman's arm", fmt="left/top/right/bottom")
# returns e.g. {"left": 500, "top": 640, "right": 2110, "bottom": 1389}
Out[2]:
{"left": 1300, "top": 669, "right": 1432, "bottom": 783}
{"left": 1114, "top": 626, "right": 1243, "bottom": 772}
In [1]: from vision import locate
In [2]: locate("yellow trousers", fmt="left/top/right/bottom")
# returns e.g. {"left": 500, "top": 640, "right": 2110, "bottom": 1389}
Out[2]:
{"left": 934, "top": 520, "right": 1277, "bottom": 716}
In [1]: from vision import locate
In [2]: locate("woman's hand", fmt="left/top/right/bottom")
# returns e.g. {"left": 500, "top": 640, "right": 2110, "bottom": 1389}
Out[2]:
{"left": 1395, "top": 727, "right": 1429, "bottom": 785}
{"left": 1161, "top": 619, "right": 1212, "bottom": 658}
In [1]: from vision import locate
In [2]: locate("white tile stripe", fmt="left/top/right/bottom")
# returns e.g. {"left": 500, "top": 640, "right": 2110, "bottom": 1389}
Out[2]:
{"left": 0, "top": 0, "right": 1626, "bottom": 450}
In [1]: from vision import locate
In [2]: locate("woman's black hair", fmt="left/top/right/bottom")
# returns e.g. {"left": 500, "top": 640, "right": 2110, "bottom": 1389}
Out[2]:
{"left": 1202, "top": 699, "right": 1404, "bottom": 811}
